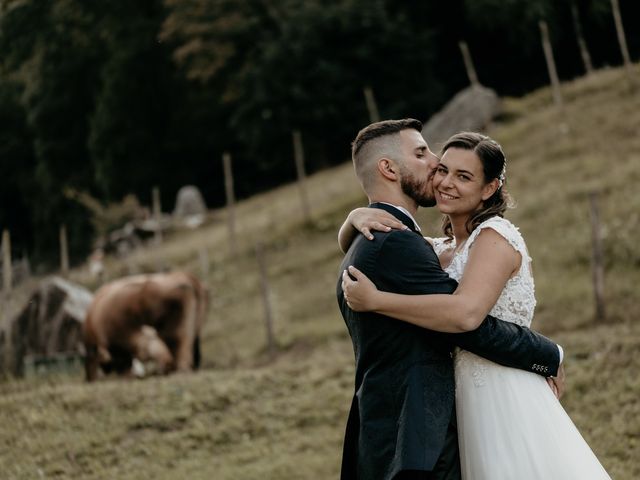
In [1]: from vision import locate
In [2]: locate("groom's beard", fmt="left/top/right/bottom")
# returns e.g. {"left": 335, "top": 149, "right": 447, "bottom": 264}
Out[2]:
{"left": 400, "top": 170, "right": 436, "bottom": 208}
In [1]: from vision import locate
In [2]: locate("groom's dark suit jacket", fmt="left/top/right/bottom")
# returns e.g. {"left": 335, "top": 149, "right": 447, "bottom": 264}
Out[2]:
{"left": 337, "top": 203, "right": 560, "bottom": 480}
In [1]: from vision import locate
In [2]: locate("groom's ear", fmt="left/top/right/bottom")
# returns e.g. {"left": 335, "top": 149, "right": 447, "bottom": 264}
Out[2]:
{"left": 378, "top": 158, "right": 398, "bottom": 181}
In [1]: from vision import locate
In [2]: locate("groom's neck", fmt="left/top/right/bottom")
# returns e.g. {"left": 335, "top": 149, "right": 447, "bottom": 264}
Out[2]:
{"left": 368, "top": 193, "right": 418, "bottom": 217}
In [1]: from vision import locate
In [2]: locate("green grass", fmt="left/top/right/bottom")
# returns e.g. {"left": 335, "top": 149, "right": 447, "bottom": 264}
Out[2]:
{"left": 1, "top": 65, "right": 640, "bottom": 479}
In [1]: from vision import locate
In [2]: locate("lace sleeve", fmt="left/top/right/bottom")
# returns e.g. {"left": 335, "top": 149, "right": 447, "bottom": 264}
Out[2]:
{"left": 466, "top": 217, "right": 532, "bottom": 271}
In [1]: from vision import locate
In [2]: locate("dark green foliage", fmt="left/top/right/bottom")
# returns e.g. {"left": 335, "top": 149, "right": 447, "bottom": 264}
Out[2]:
{"left": 0, "top": 0, "right": 638, "bottom": 265}
{"left": 88, "top": 0, "right": 176, "bottom": 200}
{"left": 0, "top": 81, "right": 36, "bottom": 254}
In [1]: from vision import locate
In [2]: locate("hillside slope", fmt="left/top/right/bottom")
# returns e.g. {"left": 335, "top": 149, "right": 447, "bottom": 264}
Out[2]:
{"left": 1, "top": 65, "right": 639, "bottom": 479}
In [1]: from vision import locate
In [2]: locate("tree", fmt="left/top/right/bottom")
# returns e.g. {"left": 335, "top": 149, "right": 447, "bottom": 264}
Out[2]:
{"left": 0, "top": 1, "right": 102, "bottom": 262}
{"left": 0, "top": 0, "right": 204, "bottom": 262}
{"left": 0, "top": 0, "right": 638, "bottom": 265}
{"left": 162, "top": 0, "right": 445, "bottom": 192}
{"left": 0, "top": 80, "right": 37, "bottom": 254}
{"left": 88, "top": 0, "right": 182, "bottom": 201}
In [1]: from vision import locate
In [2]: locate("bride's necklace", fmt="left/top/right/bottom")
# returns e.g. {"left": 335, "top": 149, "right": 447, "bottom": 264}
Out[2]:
{"left": 452, "top": 237, "right": 468, "bottom": 257}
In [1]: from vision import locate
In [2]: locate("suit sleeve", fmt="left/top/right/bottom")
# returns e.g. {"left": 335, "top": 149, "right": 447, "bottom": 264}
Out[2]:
{"left": 452, "top": 318, "right": 560, "bottom": 377}
{"left": 373, "top": 231, "right": 560, "bottom": 377}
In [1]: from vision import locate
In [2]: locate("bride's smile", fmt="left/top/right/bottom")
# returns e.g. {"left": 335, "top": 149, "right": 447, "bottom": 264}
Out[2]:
{"left": 437, "top": 191, "right": 459, "bottom": 201}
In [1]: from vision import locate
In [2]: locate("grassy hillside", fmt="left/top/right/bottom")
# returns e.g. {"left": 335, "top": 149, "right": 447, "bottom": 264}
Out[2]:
{"left": 1, "top": 65, "right": 639, "bottom": 479}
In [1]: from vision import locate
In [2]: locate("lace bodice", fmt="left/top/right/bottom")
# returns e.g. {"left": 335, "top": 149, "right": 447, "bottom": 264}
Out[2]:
{"left": 431, "top": 216, "right": 536, "bottom": 328}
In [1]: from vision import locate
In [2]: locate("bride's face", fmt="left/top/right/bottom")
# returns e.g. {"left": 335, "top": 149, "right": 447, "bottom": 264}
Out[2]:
{"left": 433, "top": 147, "right": 498, "bottom": 217}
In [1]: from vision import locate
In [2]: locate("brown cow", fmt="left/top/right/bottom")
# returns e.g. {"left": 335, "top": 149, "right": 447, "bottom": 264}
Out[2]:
{"left": 83, "top": 271, "right": 208, "bottom": 381}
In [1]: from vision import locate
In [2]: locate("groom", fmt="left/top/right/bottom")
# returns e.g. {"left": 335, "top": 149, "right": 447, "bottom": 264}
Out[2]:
{"left": 336, "top": 119, "right": 562, "bottom": 479}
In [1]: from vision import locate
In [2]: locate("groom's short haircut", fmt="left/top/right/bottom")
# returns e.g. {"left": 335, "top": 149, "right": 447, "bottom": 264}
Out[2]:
{"left": 351, "top": 118, "right": 423, "bottom": 191}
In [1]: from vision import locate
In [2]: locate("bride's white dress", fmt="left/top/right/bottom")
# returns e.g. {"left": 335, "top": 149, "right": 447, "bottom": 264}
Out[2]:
{"left": 432, "top": 216, "right": 611, "bottom": 480}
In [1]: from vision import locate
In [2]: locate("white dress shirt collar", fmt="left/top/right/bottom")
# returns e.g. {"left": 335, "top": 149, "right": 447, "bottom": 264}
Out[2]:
{"left": 378, "top": 202, "right": 421, "bottom": 232}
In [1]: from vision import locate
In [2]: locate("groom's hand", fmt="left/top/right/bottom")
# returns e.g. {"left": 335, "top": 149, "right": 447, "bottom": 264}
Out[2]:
{"left": 546, "top": 364, "right": 566, "bottom": 399}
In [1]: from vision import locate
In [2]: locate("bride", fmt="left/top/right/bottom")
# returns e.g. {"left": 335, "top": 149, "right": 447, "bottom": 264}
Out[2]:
{"left": 340, "top": 132, "right": 611, "bottom": 479}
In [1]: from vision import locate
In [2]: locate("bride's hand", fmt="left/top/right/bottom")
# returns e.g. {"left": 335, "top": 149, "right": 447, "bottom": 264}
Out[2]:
{"left": 342, "top": 266, "right": 380, "bottom": 311}
{"left": 546, "top": 364, "right": 566, "bottom": 400}
{"left": 348, "top": 207, "right": 408, "bottom": 240}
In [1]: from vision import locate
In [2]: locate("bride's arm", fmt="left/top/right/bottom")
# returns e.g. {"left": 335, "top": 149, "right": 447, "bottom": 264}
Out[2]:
{"left": 342, "top": 228, "right": 521, "bottom": 332}
{"left": 338, "top": 207, "right": 407, "bottom": 253}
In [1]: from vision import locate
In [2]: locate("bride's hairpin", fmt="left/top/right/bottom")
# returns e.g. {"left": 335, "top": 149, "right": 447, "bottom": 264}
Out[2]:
{"left": 498, "top": 164, "right": 506, "bottom": 188}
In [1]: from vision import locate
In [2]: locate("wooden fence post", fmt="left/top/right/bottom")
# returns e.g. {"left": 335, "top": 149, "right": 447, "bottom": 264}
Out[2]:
{"left": 610, "top": 0, "right": 634, "bottom": 84}
{"left": 198, "top": 248, "right": 209, "bottom": 279}
{"left": 222, "top": 152, "right": 237, "bottom": 257}
{"left": 255, "top": 242, "right": 276, "bottom": 357}
{"left": 1, "top": 230, "right": 11, "bottom": 370}
{"left": 292, "top": 130, "right": 312, "bottom": 224}
{"left": 539, "top": 21, "right": 564, "bottom": 111}
{"left": 363, "top": 86, "right": 381, "bottom": 123}
{"left": 458, "top": 41, "right": 480, "bottom": 87}
{"left": 589, "top": 192, "right": 606, "bottom": 322}
{"left": 570, "top": 0, "right": 594, "bottom": 76}
{"left": 2, "top": 229, "right": 11, "bottom": 293}
{"left": 59, "top": 224, "right": 69, "bottom": 276}
{"left": 152, "top": 186, "right": 163, "bottom": 245}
